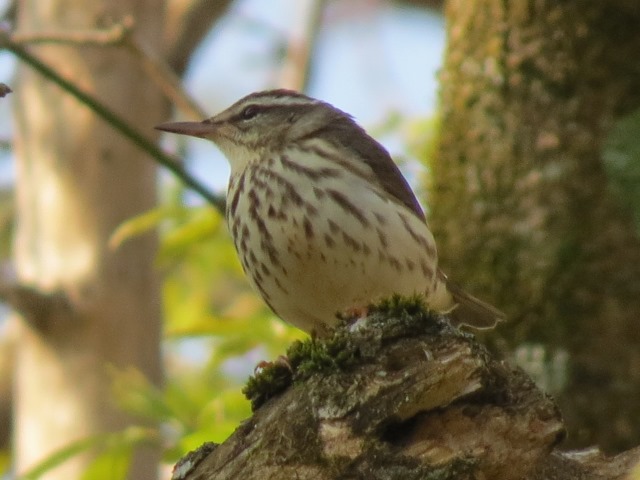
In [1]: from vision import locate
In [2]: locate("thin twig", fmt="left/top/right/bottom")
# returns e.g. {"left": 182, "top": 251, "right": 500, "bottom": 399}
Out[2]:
{"left": 124, "top": 32, "right": 207, "bottom": 119}
{"left": 0, "top": 27, "right": 225, "bottom": 213}
{"left": 12, "top": 16, "right": 206, "bottom": 119}
{"left": 10, "top": 16, "right": 134, "bottom": 45}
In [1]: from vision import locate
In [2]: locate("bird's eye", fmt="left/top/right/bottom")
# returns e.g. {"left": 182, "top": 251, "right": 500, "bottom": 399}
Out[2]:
{"left": 240, "top": 105, "right": 259, "bottom": 120}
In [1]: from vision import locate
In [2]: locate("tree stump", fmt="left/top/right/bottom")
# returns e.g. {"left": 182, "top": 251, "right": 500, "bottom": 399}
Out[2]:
{"left": 171, "top": 298, "right": 639, "bottom": 479}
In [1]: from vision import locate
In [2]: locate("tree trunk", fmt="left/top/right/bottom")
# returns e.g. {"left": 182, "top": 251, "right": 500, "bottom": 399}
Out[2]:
{"left": 432, "top": 0, "right": 640, "bottom": 451}
{"left": 13, "top": 1, "right": 165, "bottom": 478}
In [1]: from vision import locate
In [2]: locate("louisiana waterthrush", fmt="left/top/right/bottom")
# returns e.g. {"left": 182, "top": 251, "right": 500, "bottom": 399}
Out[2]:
{"left": 156, "top": 89, "right": 504, "bottom": 334}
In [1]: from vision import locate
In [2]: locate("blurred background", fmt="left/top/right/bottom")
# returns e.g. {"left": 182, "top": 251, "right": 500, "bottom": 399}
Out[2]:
{"left": 1, "top": 0, "right": 640, "bottom": 478}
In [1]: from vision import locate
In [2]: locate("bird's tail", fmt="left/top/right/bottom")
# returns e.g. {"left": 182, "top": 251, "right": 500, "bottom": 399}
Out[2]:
{"left": 435, "top": 270, "right": 506, "bottom": 329}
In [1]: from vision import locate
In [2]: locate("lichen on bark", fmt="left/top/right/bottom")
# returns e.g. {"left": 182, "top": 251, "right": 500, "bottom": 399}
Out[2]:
{"left": 433, "top": 0, "right": 640, "bottom": 451}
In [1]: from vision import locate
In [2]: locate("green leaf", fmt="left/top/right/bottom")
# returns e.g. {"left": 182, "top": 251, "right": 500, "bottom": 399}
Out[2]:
{"left": 19, "top": 436, "right": 100, "bottom": 479}
{"left": 80, "top": 427, "right": 158, "bottom": 480}
{"left": 159, "top": 208, "right": 223, "bottom": 261}
{"left": 0, "top": 450, "right": 9, "bottom": 478}
{"left": 18, "top": 428, "right": 156, "bottom": 480}
{"left": 79, "top": 448, "right": 131, "bottom": 480}
{"left": 110, "top": 367, "right": 175, "bottom": 423}
{"left": 109, "top": 206, "right": 178, "bottom": 249}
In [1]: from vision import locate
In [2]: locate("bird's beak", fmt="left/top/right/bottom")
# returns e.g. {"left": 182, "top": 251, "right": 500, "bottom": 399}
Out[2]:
{"left": 155, "top": 121, "right": 220, "bottom": 138}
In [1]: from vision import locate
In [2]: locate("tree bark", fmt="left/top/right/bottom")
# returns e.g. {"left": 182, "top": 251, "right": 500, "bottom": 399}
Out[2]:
{"left": 170, "top": 307, "right": 640, "bottom": 479}
{"left": 432, "top": 0, "right": 640, "bottom": 452}
{"left": 13, "top": 1, "right": 165, "bottom": 478}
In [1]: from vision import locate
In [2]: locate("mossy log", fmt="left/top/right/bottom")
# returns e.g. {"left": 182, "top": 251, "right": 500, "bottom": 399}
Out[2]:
{"left": 171, "top": 299, "right": 640, "bottom": 479}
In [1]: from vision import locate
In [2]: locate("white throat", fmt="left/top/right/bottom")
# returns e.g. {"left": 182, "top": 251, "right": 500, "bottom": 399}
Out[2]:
{"left": 216, "top": 140, "right": 264, "bottom": 176}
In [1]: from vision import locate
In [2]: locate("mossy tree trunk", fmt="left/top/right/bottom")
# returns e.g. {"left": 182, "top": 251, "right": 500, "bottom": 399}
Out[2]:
{"left": 432, "top": 0, "right": 640, "bottom": 451}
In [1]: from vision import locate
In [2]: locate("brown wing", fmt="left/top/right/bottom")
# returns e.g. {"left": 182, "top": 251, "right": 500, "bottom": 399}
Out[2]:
{"left": 328, "top": 115, "right": 426, "bottom": 221}
{"left": 327, "top": 111, "right": 506, "bottom": 329}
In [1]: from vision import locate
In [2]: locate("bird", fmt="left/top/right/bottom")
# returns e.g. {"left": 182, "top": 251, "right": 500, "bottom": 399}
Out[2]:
{"left": 156, "top": 89, "right": 504, "bottom": 335}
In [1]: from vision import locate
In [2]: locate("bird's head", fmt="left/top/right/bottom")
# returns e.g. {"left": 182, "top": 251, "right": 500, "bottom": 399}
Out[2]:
{"left": 156, "top": 89, "right": 349, "bottom": 174}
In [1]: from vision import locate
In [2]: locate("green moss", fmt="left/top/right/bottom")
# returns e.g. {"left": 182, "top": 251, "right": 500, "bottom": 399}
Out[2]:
{"left": 367, "top": 293, "right": 429, "bottom": 317}
{"left": 287, "top": 335, "right": 356, "bottom": 377}
{"left": 243, "top": 332, "right": 360, "bottom": 410}
{"left": 243, "top": 295, "right": 449, "bottom": 411}
{"left": 242, "top": 360, "right": 294, "bottom": 411}
{"left": 364, "top": 294, "right": 447, "bottom": 339}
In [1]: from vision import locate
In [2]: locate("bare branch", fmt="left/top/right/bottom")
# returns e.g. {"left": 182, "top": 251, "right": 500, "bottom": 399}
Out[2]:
{"left": 11, "top": 15, "right": 134, "bottom": 45}
{"left": 125, "top": 33, "right": 207, "bottom": 119}
{"left": 11, "top": 15, "right": 206, "bottom": 119}
{"left": 0, "top": 27, "right": 225, "bottom": 212}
